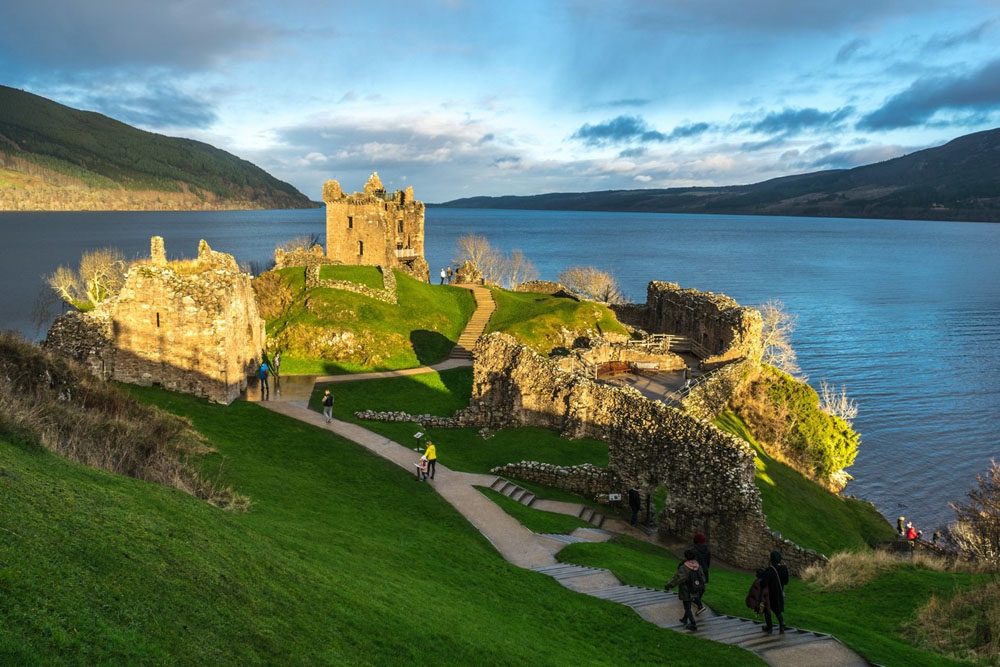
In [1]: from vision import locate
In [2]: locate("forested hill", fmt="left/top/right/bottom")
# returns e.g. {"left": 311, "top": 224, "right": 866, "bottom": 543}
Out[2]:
{"left": 436, "top": 128, "right": 1000, "bottom": 222}
{"left": 0, "top": 85, "right": 317, "bottom": 211}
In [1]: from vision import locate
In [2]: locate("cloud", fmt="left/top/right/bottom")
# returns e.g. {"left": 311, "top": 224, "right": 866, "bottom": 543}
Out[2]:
{"left": 807, "top": 144, "right": 909, "bottom": 169}
{"left": 858, "top": 58, "right": 1000, "bottom": 129}
{"left": 75, "top": 84, "right": 218, "bottom": 129}
{"left": 572, "top": 116, "right": 666, "bottom": 145}
{"left": 571, "top": 116, "right": 711, "bottom": 146}
{"left": 491, "top": 155, "right": 522, "bottom": 168}
{"left": 634, "top": 174, "right": 652, "bottom": 182}
{"left": 744, "top": 106, "right": 855, "bottom": 135}
{"left": 922, "top": 18, "right": 997, "bottom": 52}
{"left": 0, "top": 0, "right": 275, "bottom": 76}
{"left": 618, "top": 147, "right": 647, "bottom": 158}
{"left": 836, "top": 37, "right": 869, "bottom": 64}
{"left": 587, "top": 98, "right": 652, "bottom": 109}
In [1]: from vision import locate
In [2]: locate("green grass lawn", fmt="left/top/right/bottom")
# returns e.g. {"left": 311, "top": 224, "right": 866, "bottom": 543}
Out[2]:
{"left": 309, "top": 367, "right": 609, "bottom": 474}
{"left": 486, "top": 289, "right": 630, "bottom": 355}
{"left": 318, "top": 263, "right": 385, "bottom": 289}
{"left": 557, "top": 536, "right": 984, "bottom": 667}
{"left": 0, "top": 387, "right": 761, "bottom": 665}
{"left": 714, "top": 411, "right": 894, "bottom": 555}
{"left": 269, "top": 267, "right": 476, "bottom": 375}
{"left": 476, "top": 487, "right": 593, "bottom": 534}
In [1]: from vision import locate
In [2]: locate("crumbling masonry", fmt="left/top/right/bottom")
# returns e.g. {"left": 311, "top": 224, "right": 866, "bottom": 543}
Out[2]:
{"left": 44, "top": 237, "right": 265, "bottom": 404}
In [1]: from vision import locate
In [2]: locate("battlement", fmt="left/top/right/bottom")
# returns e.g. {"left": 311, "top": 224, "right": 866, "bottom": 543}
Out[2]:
{"left": 323, "top": 173, "right": 428, "bottom": 281}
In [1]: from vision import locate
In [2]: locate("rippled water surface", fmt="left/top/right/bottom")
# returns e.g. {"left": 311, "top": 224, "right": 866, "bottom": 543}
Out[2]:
{"left": 2, "top": 207, "right": 997, "bottom": 528}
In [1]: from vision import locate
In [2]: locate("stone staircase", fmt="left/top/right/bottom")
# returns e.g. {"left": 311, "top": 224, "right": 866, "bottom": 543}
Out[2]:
{"left": 489, "top": 477, "right": 612, "bottom": 530}
{"left": 532, "top": 562, "right": 868, "bottom": 666}
{"left": 449, "top": 285, "right": 496, "bottom": 360}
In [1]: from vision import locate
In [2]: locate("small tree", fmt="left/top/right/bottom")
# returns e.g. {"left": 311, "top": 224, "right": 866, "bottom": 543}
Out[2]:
{"left": 818, "top": 380, "right": 859, "bottom": 426}
{"left": 503, "top": 250, "right": 539, "bottom": 289}
{"left": 758, "top": 299, "right": 800, "bottom": 376}
{"left": 557, "top": 266, "right": 625, "bottom": 304}
{"left": 948, "top": 459, "right": 1000, "bottom": 566}
{"left": 279, "top": 233, "right": 323, "bottom": 253}
{"left": 47, "top": 248, "right": 127, "bottom": 311}
{"left": 454, "top": 234, "right": 506, "bottom": 284}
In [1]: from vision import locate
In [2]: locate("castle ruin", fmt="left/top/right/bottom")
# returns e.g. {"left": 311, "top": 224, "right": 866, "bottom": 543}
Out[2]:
{"left": 44, "top": 237, "right": 265, "bottom": 404}
{"left": 323, "top": 172, "right": 429, "bottom": 281}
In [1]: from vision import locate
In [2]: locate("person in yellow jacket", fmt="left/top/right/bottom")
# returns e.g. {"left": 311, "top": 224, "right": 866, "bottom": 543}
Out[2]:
{"left": 424, "top": 441, "right": 437, "bottom": 480}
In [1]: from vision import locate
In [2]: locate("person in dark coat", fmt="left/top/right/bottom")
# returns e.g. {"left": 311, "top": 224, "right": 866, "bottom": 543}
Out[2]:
{"left": 761, "top": 550, "right": 790, "bottom": 633}
{"left": 627, "top": 488, "right": 641, "bottom": 526}
{"left": 665, "top": 548, "right": 703, "bottom": 631}
{"left": 692, "top": 533, "right": 711, "bottom": 615}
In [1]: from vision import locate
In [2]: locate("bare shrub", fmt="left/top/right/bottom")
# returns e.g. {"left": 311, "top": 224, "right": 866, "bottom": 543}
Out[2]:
{"left": 454, "top": 234, "right": 505, "bottom": 284}
{"left": 46, "top": 248, "right": 127, "bottom": 310}
{"left": 279, "top": 233, "right": 322, "bottom": 253}
{"left": 819, "top": 379, "right": 859, "bottom": 425}
{"left": 557, "top": 266, "right": 626, "bottom": 304}
{"left": 948, "top": 459, "right": 1000, "bottom": 566}
{"left": 504, "top": 250, "right": 539, "bottom": 289}
{"left": 0, "top": 332, "right": 248, "bottom": 511}
{"left": 758, "top": 299, "right": 800, "bottom": 376}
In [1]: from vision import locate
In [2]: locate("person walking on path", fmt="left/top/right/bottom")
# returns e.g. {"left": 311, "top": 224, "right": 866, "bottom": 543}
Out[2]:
{"left": 665, "top": 548, "right": 704, "bottom": 631}
{"left": 628, "top": 487, "right": 641, "bottom": 526}
{"left": 258, "top": 358, "right": 272, "bottom": 401}
{"left": 761, "top": 550, "right": 789, "bottom": 634}
{"left": 322, "top": 388, "right": 334, "bottom": 423}
{"left": 415, "top": 455, "right": 429, "bottom": 481}
{"left": 692, "top": 533, "right": 711, "bottom": 615}
{"left": 446, "top": 266, "right": 453, "bottom": 283}
{"left": 440, "top": 268, "right": 446, "bottom": 285}
{"left": 897, "top": 516, "right": 906, "bottom": 537}
{"left": 424, "top": 441, "right": 437, "bottom": 480}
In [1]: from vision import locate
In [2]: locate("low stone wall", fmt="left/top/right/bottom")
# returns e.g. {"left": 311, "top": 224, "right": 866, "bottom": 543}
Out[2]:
{"left": 514, "top": 280, "right": 579, "bottom": 300}
{"left": 491, "top": 462, "right": 616, "bottom": 498}
{"left": 305, "top": 264, "right": 398, "bottom": 304}
{"left": 562, "top": 338, "right": 685, "bottom": 373}
{"left": 681, "top": 359, "right": 755, "bottom": 420}
{"left": 469, "top": 333, "right": 826, "bottom": 574}
{"left": 354, "top": 408, "right": 483, "bottom": 428}
{"left": 274, "top": 244, "right": 338, "bottom": 270}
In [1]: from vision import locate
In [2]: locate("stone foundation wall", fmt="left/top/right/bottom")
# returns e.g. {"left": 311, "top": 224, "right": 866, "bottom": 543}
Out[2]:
{"left": 274, "top": 244, "right": 338, "bottom": 270}
{"left": 490, "top": 462, "right": 617, "bottom": 498}
{"left": 45, "top": 239, "right": 264, "bottom": 405}
{"left": 305, "top": 264, "right": 398, "bottom": 304}
{"left": 681, "top": 359, "right": 755, "bottom": 420}
{"left": 514, "top": 280, "right": 579, "bottom": 299}
{"left": 613, "top": 281, "right": 763, "bottom": 368}
{"left": 470, "top": 333, "right": 826, "bottom": 574}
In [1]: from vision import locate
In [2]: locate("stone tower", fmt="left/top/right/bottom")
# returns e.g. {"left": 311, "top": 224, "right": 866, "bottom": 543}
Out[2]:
{"left": 323, "top": 173, "right": 429, "bottom": 281}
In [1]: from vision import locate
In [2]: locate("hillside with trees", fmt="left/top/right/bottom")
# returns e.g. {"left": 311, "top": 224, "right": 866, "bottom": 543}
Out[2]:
{"left": 436, "top": 128, "right": 1000, "bottom": 222}
{"left": 0, "top": 86, "right": 316, "bottom": 211}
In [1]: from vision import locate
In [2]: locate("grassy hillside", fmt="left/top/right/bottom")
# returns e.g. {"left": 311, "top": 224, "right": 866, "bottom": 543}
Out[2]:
{"left": 714, "top": 411, "right": 893, "bottom": 554}
{"left": 557, "top": 536, "right": 985, "bottom": 667}
{"left": 0, "top": 85, "right": 315, "bottom": 210}
{"left": 435, "top": 128, "right": 1000, "bottom": 222}
{"left": 487, "top": 289, "right": 630, "bottom": 355}
{"left": 264, "top": 267, "right": 476, "bottom": 374}
{"left": 0, "top": 387, "right": 759, "bottom": 665}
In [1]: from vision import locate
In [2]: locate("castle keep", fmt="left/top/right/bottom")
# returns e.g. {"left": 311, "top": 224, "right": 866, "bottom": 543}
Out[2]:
{"left": 44, "top": 237, "right": 264, "bottom": 404}
{"left": 323, "top": 172, "right": 429, "bottom": 281}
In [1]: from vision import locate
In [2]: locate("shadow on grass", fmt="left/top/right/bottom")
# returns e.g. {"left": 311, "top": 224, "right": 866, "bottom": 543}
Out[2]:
{"left": 410, "top": 329, "right": 455, "bottom": 366}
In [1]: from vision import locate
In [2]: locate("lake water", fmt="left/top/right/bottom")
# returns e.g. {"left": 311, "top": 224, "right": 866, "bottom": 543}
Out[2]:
{"left": 1, "top": 207, "right": 997, "bottom": 530}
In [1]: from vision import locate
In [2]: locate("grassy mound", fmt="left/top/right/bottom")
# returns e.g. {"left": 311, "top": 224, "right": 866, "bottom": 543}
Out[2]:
{"left": 0, "top": 387, "right": 759, "bottom": 665}
{"left": 731, "top": 365, "right": 859, "bottom": 486}
{"left": 317, "top": 264, "right": 384, "bottom": 288}
{"left": 486, "top": 289, "right": 629, "bottom": 355}
{"left": 262, "top": 267, "right": 476, "bottom": 374}
{"left": 557, "top": 536, "right": 984, "bottom": 667}
{"left": 310, "top": 367, "right": 609, "bottom": 474}
{"left": 714, "top": 411, "right": 893, "bottom": 555}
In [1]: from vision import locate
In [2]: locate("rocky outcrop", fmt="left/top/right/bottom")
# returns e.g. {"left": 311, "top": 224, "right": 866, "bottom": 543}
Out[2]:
{"left": 453, "top": 260, "right": 482, "bottom": 285}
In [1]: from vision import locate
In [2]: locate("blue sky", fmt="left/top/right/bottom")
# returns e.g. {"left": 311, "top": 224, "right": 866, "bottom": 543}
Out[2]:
{"left": 2, "top": 0, "right": 999, "bottom": 201}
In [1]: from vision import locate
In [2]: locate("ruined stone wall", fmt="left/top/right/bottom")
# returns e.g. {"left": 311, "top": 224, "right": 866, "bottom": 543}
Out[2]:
{"left": 45, "top": 238, "right": 264, "bottom": 404}
{"left": 490, "top": 462, "right": 617, "bottom": 498}
{"left": 305, "top": 264, "right": 398, "bottom": 304}
{"left": 323, "top": 173, "right": 429, "bottom": 281}
{"left": 469, "top": 333, "right": 826, "bottom": 573}
{"left": 274, "top": 244, "right": 338, "bottom": 270}
{"left": 514, "top": 280, "right": 579, "bottom": 299}
{"left": 560, "top": 338, "right": 685, "bottom": 373}
{"left": 681, "top": 359, "right": 756, "bottom": 421}
{"left": 613, "top": 282, "right": 763, "bottom": 368}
